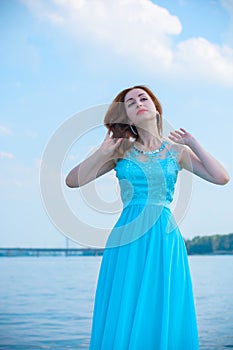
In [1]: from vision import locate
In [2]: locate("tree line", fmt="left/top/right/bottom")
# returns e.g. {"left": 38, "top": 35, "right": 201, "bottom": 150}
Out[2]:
{"left": 184, "top": 233, "right": 233, "bottom": 254}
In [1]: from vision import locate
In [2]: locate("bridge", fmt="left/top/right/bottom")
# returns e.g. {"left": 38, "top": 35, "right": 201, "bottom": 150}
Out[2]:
{"left": 0, "top": 248, "right": 104, "bottom": 257}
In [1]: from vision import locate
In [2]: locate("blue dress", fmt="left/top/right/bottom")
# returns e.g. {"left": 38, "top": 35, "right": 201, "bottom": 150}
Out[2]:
{"left": 89, "top": 141, "right": 199, "bottom": 350}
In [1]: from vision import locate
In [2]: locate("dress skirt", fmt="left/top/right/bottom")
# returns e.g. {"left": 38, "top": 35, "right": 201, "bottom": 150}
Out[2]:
{"left": 89, "top": 204, "right": 199, "bottom": 350}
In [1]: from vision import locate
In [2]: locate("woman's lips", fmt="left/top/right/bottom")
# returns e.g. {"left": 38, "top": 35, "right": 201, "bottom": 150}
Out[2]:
{"left": 137, "top": 109, "right": 148, "bottom": 115}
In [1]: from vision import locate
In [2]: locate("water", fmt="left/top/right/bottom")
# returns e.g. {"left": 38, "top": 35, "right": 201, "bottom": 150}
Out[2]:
{"left": 190, "top": 256, "right": 233, "bottom": 350}
{"left": 0, "top": 255, "right": 232, "bottom": 349}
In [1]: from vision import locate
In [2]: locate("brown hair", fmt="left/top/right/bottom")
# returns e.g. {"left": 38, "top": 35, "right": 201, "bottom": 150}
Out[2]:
{"left": 104, "top": 85, "right": 163, "bottom": 140}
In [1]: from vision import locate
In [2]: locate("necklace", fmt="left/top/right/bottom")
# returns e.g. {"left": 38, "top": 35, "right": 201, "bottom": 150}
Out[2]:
{"left": 133, "top": 141, "right": 166, "bottom": 155}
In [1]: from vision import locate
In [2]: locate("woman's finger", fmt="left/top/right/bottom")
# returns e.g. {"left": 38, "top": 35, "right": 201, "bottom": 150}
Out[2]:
{"left": 104, "top": 130, "right": 111, "bottom": 140}
{"left": 115, "top": 138, "right": 123, "bottom": 146}
{"left": 169, "top": 131, "right": 178, "bottom": 137}
{"left": 180, "top": 127, "right": 187, "bottom": 133}
{"left": 174, "top": 130, "right": 184, "bottom": 136}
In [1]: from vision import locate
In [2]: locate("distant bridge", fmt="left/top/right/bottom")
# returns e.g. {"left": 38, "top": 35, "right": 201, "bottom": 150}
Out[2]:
{"left": 0, "top": 248, "right": 104, "bottom": 257}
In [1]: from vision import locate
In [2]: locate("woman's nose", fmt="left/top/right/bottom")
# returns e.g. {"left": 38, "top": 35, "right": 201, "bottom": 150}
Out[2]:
{"left": 136, "top": 100, "right": 143, "bottom": 108}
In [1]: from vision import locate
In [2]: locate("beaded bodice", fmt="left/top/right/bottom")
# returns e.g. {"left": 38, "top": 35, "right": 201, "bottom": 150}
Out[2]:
{"left": 114, "top": 140, "right": 182, "bottom": 208}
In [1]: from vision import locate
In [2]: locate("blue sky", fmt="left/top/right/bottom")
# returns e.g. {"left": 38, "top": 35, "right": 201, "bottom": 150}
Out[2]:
{"left": 0, "top": 0, "right": 232, "bottom": 248}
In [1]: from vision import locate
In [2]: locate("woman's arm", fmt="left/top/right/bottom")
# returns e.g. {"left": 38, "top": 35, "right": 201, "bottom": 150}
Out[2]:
{"left": 169, "top": 128, "right": 230, "bottom": 185}
{"left": 66, "top": 132, "right": 124, "bottom": 188}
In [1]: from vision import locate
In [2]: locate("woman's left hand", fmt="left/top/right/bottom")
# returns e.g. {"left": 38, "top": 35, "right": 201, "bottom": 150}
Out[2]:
{"left": 168, "top": 128, "right": 194, "bottom": 147}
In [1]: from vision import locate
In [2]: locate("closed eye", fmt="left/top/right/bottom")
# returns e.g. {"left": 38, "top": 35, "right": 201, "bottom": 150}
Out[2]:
{"left": 126, "top": 94, "right": 148, "bottom": 108}
{"left": 127, "top": 101, "right": 136, "bottom": 107}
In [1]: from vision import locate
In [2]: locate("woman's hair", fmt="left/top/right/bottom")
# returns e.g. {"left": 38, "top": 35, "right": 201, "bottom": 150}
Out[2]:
{"left": 104, "top": 85, "right": 163, "bottom": 140}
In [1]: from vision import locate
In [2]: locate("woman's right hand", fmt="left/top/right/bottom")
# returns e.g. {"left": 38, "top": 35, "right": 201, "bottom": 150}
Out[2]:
{"left": 100, "top": 131, "right": 124, "bottom": 156}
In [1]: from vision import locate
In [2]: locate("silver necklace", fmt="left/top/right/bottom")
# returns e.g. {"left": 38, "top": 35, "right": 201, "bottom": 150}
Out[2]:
{"left": 133, "top": 141, "right": 166, "bottom": 155}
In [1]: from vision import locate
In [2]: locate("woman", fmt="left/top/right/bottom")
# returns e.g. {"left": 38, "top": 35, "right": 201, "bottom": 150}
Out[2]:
{"left": 66, "top": 85, "right": 229, "bottom": 349}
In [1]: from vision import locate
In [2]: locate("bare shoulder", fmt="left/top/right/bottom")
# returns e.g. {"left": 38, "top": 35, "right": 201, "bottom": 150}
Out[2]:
{"left": 163, "top": 138, "right": 187, "bottom": 159}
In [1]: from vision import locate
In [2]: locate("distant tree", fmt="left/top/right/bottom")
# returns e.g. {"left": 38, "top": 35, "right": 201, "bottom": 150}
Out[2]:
{"left": 185, "top": 233, "right": 233, "bottom": 254}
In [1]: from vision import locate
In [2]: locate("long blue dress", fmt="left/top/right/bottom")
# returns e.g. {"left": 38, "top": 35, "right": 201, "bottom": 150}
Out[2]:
{"left": 89, "top": 140, "right": 199, "bottom": 350}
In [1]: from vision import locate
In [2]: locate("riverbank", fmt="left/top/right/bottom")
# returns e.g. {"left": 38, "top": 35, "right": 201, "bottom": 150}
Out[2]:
{"left": 0, "top": 246, "right": 233, "bottom": 257}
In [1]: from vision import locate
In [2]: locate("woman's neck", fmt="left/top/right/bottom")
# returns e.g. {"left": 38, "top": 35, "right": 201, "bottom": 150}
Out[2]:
{"left": 136, "top": 128, "right": 162, "bottom": 150}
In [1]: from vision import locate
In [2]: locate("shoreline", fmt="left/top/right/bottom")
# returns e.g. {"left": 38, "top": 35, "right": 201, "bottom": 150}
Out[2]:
{"left": 0, "top": 248, "right": 233, "bottom": 257}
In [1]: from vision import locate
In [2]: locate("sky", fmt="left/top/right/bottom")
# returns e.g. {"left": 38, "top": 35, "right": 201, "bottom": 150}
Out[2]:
{"left": 0, "top": 0, "right": 232, "bottom": 248}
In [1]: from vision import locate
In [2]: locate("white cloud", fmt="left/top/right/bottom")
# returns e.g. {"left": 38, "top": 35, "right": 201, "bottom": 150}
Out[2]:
{"left": 67, "top": 154, "right": 76, "bottom": 161}
{"left": 22, "top": 0, "right": 233, "bottom": 85}
{"left": 21, "top": 0, "right": 65, "bottom": 24}
{"left": 0, "top": 158, "right": 40, "bottom": 201}
{"left": 0, "top": 125, "right": 12, "bottom": 136}
{"left": 21, "top": 0, "right": 181, "bottom": 69}
{"left": 174, "top": 37, "right": 233, "bottom": 85}
{"left": 25, "top": 129, "right": 38, "bottom": 139}
{"left": 0, "top": 152, "right": 14, "bottom": 159}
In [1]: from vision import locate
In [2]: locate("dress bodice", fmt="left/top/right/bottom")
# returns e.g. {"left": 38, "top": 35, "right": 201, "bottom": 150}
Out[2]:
{"left": 114, "top": 141, "right": 182, "bottom": 208}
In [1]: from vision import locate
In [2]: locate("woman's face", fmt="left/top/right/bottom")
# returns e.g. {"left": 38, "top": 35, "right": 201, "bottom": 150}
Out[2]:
{"left": 124, "top": 88, "right": 157, "bottom": 126}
